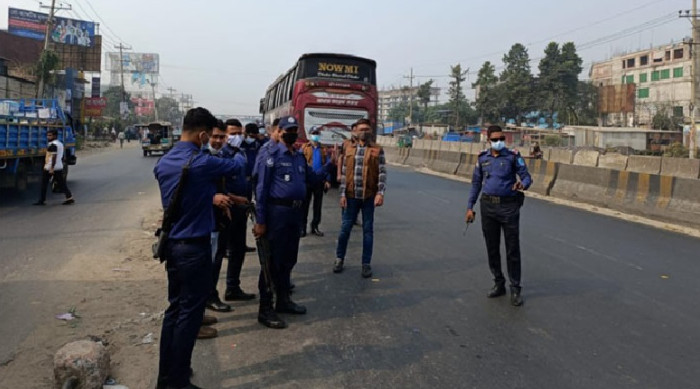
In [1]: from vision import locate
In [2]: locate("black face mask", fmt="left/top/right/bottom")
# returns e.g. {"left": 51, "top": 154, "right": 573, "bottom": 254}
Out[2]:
{"left": 357, "top": 131, "right": 371, "bottom": 142}
{"left": 281, "top": 132, "right": 298, "bottom": 145}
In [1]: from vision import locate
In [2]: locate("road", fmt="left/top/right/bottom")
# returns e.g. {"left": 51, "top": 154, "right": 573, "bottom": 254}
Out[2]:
{"left": 1, "top": 147, "right": 699, "bottom": 388}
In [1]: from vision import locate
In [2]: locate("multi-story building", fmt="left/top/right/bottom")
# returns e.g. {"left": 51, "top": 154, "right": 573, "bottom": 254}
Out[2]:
{"left": 590, "top": 41, "right": 690, "bottom": 127}
{"left": 378, "top": 85, "right": 440, "bottom": 124}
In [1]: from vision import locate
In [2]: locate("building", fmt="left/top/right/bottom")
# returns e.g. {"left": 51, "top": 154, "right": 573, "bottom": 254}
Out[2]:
{"left": 378, "top": 85, "right": 440, "bottom": 124}
{"left": 590, "top": 41, "right": 690, "bottom": 127}
{"left": 567, "top": 125, "right": 683, "bottom": 152}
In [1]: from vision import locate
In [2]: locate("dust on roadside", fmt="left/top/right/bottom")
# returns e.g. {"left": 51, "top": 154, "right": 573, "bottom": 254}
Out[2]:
{"left": 0, "top": 207, "right": 167, "bottom": 389}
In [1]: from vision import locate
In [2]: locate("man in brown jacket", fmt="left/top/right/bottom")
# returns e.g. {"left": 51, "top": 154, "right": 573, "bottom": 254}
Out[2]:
{"left": 301, "top": 126, "right": 331, "bottom": 237}
{"left": 334, "top": 119, "right": 387, "bottom": 278}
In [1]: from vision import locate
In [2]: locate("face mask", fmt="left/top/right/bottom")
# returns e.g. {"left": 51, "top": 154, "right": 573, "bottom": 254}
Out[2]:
{"left": 310, "top": 135, "right": 320, "bottom": 143}
{"left": 207, "top": 143, "right": 219, "bottom": 154}
{"left": 491, "top": 140, "right": 505, "bottom": 151}
{"left": 357, "top": 131, "right": 370, "bottom": 142}
{"left": 281, "top": 132, "right": 298, "bottom": 145}
{"left": 227, "top": 134, "right": 243, "bottom": 148}
{"left": 244, "top": 137, "right": 256, "bottom": 144}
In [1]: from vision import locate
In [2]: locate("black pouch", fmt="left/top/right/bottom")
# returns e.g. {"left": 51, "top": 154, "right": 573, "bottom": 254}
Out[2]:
{"left": 516, "top": 191, "right": 525, "bottom": 207}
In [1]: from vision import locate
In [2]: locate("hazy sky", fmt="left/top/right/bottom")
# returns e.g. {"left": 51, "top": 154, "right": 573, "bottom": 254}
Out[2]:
{"left": 0, "top": 0, "right": 691, "bottom": 115}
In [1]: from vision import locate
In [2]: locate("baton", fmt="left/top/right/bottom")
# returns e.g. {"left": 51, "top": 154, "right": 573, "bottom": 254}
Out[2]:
{"left": 244, "top": 202, "right": 276, "bottom": 296}
{"left": 463, "top": 211, "right": 476, "bottom": 236}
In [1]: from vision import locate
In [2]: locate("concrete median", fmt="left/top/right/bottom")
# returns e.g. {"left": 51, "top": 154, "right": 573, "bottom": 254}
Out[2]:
{"left": 598, "top": 153, "right": 628, "bottom": 170}
{"left": 549, "top": 149, "right": 574, "bottom": 164}
{"left": 430, "top": 150, "right": 461, "bottom": 175}
{"left": 526, "top": 158, "right": 559, "bottom": 196}
{"left": 660, "top": 157, "right": 700, "bottom": 179}
{"left": 573, "top": 150, "right": 600, "bottom": 167}
{"left": 405, "top": 148, "right": 427, "bottom": 168}
{"left": 456, "top": 153, "right": 476, "bottom": 178}
{"left": 550, "top": 164, "right": 611, "bottom": 205}
{"left": 627, "top": 155, "right": 661, "bottom": 174}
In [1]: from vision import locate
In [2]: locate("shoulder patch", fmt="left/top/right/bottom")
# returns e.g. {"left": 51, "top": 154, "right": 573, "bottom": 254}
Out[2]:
{"left": 517, "top": 157, "right": 526, "bottom": 166}
{"left": 266, "top": 157, "right": 274, "bottom": 167}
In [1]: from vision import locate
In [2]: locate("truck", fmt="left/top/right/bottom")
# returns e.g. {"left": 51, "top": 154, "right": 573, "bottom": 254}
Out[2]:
{"left": 0, "top": 99, "right": 77, "bottom": 191}
{"left": 137, "top": 121, "right": 175, "bottom": 157}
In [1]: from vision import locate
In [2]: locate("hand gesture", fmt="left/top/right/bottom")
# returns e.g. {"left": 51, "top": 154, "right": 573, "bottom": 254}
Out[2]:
{"left": 465, "top": 209, "right": 475, "bottom": 223}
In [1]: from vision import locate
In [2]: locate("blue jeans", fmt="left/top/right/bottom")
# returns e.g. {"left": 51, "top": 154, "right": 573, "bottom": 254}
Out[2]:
{"left": 336, "top": 197, "right": 375, "bottom": 265}
{"left": 158, "top": 239, "right": 212, "bottom": 388}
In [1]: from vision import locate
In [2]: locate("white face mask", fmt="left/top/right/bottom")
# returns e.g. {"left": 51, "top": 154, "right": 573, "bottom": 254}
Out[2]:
{"left": 244, "top": 137, "right": 256, "bottom": 144}
{"left": 491, "top": 140, "right": 505, "bottom": 151}
{"left": 207, "top": 143, "right": 219, "bottom": 154}
{"left": 227, "top": 134, "right": 243, "bottom": 148}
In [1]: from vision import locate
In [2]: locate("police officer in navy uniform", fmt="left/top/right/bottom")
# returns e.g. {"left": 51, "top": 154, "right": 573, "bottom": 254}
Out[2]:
{"left": 466, "top": 125, "right": 532, "bottom": 307}
{"left": 154, "top": 107, "right": 244, "bottom": 389}
{"left": 253, "top": 116, "right": 328, "bottom": 329}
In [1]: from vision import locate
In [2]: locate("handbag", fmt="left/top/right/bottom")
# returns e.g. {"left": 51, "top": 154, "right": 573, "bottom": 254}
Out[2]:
{"left": 152, "top": 152, "right": 197, "bottom": 261}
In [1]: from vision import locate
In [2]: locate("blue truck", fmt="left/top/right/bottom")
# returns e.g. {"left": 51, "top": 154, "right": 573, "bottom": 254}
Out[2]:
{"left": 0, "top": 99, "right": 77, "bottom": 191}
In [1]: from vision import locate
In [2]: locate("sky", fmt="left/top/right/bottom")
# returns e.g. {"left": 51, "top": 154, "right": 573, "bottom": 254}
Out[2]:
{"left": 0, "top": 0, "right": 692, "bottom": 115}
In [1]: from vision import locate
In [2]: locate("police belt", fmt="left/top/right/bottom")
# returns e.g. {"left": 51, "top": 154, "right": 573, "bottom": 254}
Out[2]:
{"left": 169, "top": 236, "right": 210, "bottom": 245}
{"left": 481, "top": 194, "right": 519, "bottom": 204}
{"left": 268, "top": 198, "right": 304, "bottom": 208}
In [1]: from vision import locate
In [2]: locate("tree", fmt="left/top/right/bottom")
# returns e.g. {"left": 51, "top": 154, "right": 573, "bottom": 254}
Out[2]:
{"left": 102, "top": 87, "right": 133, "bottom": 119}
{"left": 473, "top": 61, "right": 501, "bottom": 123}
{"left": 500, "top": 43, "right": 533, "bottom": 124}
{"left": 156, "top": 97, "right": 182, "bottom": 124}
{"left": 558, "top": 42, "right": 584, "bottom": 123}
{"left": 448, "top": 64, "right": 469, "bottom": 128}
{"left": 537, "top": 42, "right": 561, "bottom": 124}
{"left": 35, "top": 49, "right": 60, "bottom": 96}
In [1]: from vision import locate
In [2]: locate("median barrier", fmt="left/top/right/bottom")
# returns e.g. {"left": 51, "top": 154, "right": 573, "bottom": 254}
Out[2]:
{"left": 660, "top": 157, "right": 700, "bottom": 179}
{"left": 525, "top": 158, "right": 559, "bottom": 196}
{"left": 456, "top": 152, "right": 477, "bottom": 178}
{"left": 627, "top": 155, "right": 661, "bottom": 174}
{"left": 398, "top": 147, "right": 410, "bottom": 164}
{"left": 598, "top": 153, "right": 628, "bottom": 170}
{"left": 383, "top": 146, "right": 401, "bottom": 164}
{"left": 541, "top": 147, "right": 552, "bottom": 161}
{"left": 550, "top": 163, "right": 609, "bottom": 204}
{"left": 448, "top": 142, "right": 461, "bottom": 152}
{"left": 666, "top": 177, "right": 700, "bottom": 227}
{"left": 573, "top": 150, "right": 600, "bottom": 167}
{"left": 549, "top": 148, "right": 574, "bottom": 164}
{"left": 606, "top": 170, "right": 674, "bottom": 218}
{"left": 405, "top": 148, "right": 427, "bottom": 167}
{"left": 430, "top": 150, "right": 461, "bottom": 175}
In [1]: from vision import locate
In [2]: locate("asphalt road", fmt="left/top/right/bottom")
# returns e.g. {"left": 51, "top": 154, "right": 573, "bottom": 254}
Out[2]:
{"left": 2, "top": 148, "right": 700, "bottom": 388}
{"left": 193, "top": 165, "right": 700, "bottom": 389}
{"left": 0, "top": 142, "right": 161, "bottom": 368}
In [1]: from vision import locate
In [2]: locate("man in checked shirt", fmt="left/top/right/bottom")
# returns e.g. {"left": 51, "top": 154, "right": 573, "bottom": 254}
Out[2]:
{"left": 334, "top": 118, "right": 387, "bottom": 278}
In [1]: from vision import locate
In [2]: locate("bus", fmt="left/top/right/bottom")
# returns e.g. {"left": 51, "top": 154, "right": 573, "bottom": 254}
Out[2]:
{"left": 260, "top": 53, "right": 377, "bottom": 145}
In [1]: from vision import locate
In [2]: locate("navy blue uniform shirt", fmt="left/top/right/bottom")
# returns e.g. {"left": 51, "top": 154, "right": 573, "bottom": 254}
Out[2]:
{"left": 219, "top": 145, "right": 248, "bottom": 196}
{"left": 467, "top": 148, "right": 532, "bottom": 210}
{"left": 255, "top": 142, "right": 327, "bottom": 224}
{"left": 154, "top": 141, "right": 241, "bottom": 239}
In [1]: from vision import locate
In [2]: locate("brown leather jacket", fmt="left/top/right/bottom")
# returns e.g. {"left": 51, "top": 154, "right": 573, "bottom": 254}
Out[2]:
{"left": 301, "top": 142, "right": 328, "bottom": 165}
{"left": 342, "top": 140, "right": 383, "bottom": 199}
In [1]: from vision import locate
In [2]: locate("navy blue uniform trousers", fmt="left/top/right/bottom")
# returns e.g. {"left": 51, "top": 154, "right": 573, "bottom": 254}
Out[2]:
{"left": 480, "top": 200, "right": 521, "bottom": 288}
{"left": 258, "top": 204, "right": 302, "bottom": 301}
{"left": 159, "top": 239, "right": 211, "bottom": 388}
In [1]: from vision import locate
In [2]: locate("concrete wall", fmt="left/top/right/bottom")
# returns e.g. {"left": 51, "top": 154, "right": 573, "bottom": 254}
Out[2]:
{"left": 598, "top": 153, "right": 628, "bottom": 170}
{"left": 627, "top": 155, "right": 662, "bottom": 174}
{"left": 573, "top": 150, "right": 600, "bottom": 167}
{"left": 549, "top": 149, "right": 574, "bottom": 164}
{"left": 660, "top": 157, "right": 700, "bottom": 179}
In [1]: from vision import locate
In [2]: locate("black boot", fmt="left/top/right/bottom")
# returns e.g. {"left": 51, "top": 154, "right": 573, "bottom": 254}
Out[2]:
{"left": 258, "top": 300, "right": 286, "bottom": 329}
{"left": 510, "top": 286, "right": 523, "bottom": 306}
{"left": 487, "top": 282, "right": 506, "bottom": 298}
{"left": 275, "top": 292, "right": 307, "bottom": 314}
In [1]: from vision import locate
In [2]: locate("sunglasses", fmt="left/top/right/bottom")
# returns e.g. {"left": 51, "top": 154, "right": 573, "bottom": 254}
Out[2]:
{"left": 490, "top": 136, "right": 506, "bottom": 142}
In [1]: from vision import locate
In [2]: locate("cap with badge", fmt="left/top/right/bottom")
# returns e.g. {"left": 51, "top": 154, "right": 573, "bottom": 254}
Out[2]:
{"left": 309, "top": 126, "right": 321, "bottom": 135}
{"left": 278, "top": 116, "right": 299, "bottom": 130}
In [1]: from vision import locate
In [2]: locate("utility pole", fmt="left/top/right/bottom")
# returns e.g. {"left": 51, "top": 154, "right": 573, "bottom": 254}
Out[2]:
{"left": 681, "top": 2, "right": 699, "bottom": 158}
{"left": 166, "top": 87, "right": 177, "bottom": 99}
{"left": 114, "top": 43, "right": 132, "bottom": 115}
{"left": 403, "top": 68, "right": 415, "bottom": 126}
{"left": 150, "top": 81, "right": 159, "bottom": 122}
{"left": 36, "top": 0, "right": 71, "bottom": 98}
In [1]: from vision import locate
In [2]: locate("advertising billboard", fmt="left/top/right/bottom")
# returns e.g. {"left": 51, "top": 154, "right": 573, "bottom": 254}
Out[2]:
{"left": 83, "top": 97, "right": 106, "bottom": 117}
{"left": 7, "top": 7, "right": 96, "bottom": 47}
{"left": 107, "top": 52, "right": 160, "bottom": 93}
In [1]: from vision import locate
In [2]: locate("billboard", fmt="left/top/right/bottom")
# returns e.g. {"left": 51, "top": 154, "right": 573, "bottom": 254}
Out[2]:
{"left": 599, "top": 84, "right": 636, "bottom": 114}
{"left": 7, "top": 8, "right": 96, "bottom": 47}
{"left": 83, "top": 97, "right": 106, "bottom": 117}
{"left": 107, "top": 52, "right": 160, "bottom": 93}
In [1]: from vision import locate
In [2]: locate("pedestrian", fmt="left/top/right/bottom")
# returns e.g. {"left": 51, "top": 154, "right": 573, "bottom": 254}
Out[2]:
{"left": 153, "top": 107, "right": 242, "bottom": 389}
{"left": 465, "top": 125, "right": 532, "bottom": 307}
{"left": 253, "top": 116, "right": 328, "bottom": 329}
{"left": 118, "top": 130, "right": 125, "bottom": 148}
{"left": 300, "top": 126, "right": 331, "bottom": 237}
{"left": 220, "top": 121, "right": 256, "bottom": 302}
{"left": 33, "top": 128, "right": 74, "bottom": 206}
{"left": 334, "top": 118, "right": 387, "bottom": 278}
{"left": 241, "top": 122, "right": 265, "bottom": 197}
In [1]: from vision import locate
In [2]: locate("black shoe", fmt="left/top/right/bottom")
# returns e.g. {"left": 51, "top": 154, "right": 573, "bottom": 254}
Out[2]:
{"left": 258, "top": 308, "right": 287, "bottom": 329}
{"left": 300, "top": 229, "right": 307, "bottom": 238}
{"left": 245, "top": 246, "right": 256, "bottom": 253}
{"left": 487, "top": 284, "right": 506, "bottom": 298}
{"left": 224, "top": 288, "right": 256, "bottom": 301}
{"left": 333, "top": 258, "right": 344, "bottom": 273}
{"left": 510, "top": 288, "right": 524, "bottom": 306}
{"left": 62, "top": 197, "right": 75, "bottom": 205}
{"left": 276, "top": 298, "right": 307, "bottom": 315}
{"left": 311, "top": 228, "right": 324, "bottom": 237}
{"left": 206, "top": 298, "right": 232, "bottom": 312}
{"left": 361, "top": 264, "right": 373, "bottom": 278}
{"left": 32, "top": 201, "right": 45, "bottom": 206}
